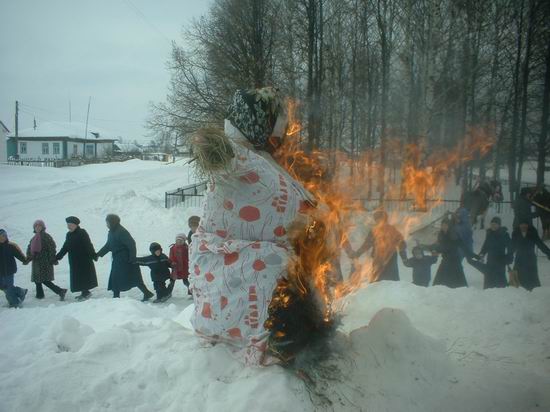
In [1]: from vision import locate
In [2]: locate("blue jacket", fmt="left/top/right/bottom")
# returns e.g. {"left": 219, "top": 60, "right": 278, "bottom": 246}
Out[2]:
{"left": 0, "top": 240, "right": 26, "bottom": 289}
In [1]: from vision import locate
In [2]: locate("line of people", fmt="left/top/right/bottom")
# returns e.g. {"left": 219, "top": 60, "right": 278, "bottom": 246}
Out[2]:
{"left": 345, "top": 208, "right": 550, "bottom": 291}
{"left": 0, "top": 214, "right": 199, "bottom": 308}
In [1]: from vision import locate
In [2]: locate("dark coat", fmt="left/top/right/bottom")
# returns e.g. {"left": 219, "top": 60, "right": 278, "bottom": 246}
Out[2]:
{"left": 513, "top": 197, "right": 537, "bottom": 229}
{"left": 97, "top": 224, "right": 144, "bottom": 292}
{"left": 27, "top": 232, "right": 56, "bottom": 283}
{"left": 0, "top": 241, "right": 26, "bottom": 290}
{"left": 56, "top": 227, "right": 98, "bottom": 292}
{"left": 356, "top": 223, "right": 407, "bottom": 282}
{"left": 476, "top": 227, "right": 512, "bottom": 289}
{"left": 431, "top": 229, "right": 470, "bottom": 288}
{"left": 404, "top": 255, "right": 438, "bottom": 287}
{"left": 510, "top": 226, "right": 550, "bottom": 291}
{"left": 136, "top": 253, "right": 171, "bottom": 283}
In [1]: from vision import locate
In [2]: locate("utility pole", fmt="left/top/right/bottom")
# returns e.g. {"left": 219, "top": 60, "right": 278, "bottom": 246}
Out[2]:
{"left": 15, "top": 101, "right": 19, "bottom": 158}
{"left": 84, "top": 96, "right": 91, "bottom": 159}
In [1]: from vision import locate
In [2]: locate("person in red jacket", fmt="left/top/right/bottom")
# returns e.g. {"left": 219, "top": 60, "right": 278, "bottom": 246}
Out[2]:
{"left": 168, "top": 234, "right": 190, "bottom": 295}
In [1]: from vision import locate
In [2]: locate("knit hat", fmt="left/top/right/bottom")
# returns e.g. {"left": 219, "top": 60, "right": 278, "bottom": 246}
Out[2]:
{"left": 490, "top": 216, "right": 501, "bottom": 225}
{"left": 65, "top": 216, "right": 80, "bottom": 225}
{"left": 0, "top": 229, "right": 7, "bottom": 239}
{"left": 176, "top": 233, "right": 187, "bottom": 242}
{"left": 226, "top": 87, "right": 286, "bottom": 149}
{"left": 33, "top": 220, "right": 46, "bottom": 231}
{"left": 149, "top": 242, "right": 162, "bottom": 253}
{"left": 105, "top": 214, "right": 121, "bottom": 229}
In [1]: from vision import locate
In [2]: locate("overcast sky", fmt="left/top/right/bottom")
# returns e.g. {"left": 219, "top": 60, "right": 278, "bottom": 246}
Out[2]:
{"left": 0, "top": 0, "right": 211, "bottom": 142}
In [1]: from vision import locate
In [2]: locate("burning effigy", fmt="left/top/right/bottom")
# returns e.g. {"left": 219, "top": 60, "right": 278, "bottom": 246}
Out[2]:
{"left": 188, "top": 87, "right": 327, "bottom": 365}
{"left": 188, "top": 87, "right": 495, "bottom": 367}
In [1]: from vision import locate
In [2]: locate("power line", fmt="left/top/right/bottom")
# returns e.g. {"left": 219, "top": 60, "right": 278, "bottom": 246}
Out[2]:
{"left": 19, "top": 102, "right": 142, "bottom": 124}
{"left": 121, "top": 0, "right": 172, "bottom": 44}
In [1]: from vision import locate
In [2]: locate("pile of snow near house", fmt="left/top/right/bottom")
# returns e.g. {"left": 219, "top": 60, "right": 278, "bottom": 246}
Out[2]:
{"left": 0, "top": 160, "right": 549, "bottom": 411}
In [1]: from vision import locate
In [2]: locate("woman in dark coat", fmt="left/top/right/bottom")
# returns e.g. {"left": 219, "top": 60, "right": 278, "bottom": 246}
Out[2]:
{"left": 55, "top": 216, "right": 98, "bottom": 300}
{"left": 97, "top": 214, "right": 154, "bottom": 300}
{"left": 0, "top": 229, "right": 28, "bottom": 307}
{"left": 469, "top": 217, "right": 512, "bottom": 289}
{"left": 431, "top": 218, "right": 477, "bottom": 288}
{"left": 510, "top": 220, "right": 550, "bottom": 291}
{"left": 27, "top": 220, "right": 67, "bottom": 300}
{"left": 351, "top": 210, "right": 407, "bottom": 282}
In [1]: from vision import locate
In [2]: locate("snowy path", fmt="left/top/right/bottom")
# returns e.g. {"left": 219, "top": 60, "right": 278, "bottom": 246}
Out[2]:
{"left": 1, "top": 161, "right": 549, "bottom": 412}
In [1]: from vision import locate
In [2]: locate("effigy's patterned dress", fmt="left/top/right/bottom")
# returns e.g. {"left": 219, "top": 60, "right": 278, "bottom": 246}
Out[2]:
{"left": 189, "top": 126, "right": 312, "bottom": 364}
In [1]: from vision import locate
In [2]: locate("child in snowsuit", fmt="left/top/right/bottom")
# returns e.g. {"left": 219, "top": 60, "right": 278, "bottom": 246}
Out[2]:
{"left": 136, "top": 243, "right": 172, "bottom": 303}
{"left": 0, "top": 229, "right": 29, "bottom": 308}
{"left": 168, "top": 234, "right": 190, "bottom": 295}
{"left": 403, "top": 246, "right": 438, "bottom": 287}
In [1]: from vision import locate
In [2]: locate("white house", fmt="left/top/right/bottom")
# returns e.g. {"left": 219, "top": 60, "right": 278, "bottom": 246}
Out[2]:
{"left": 0, "top": 121, "right": 9, "bottom": 163}
{"left": 7, "top": 121, "right": 118, "bottom": 160}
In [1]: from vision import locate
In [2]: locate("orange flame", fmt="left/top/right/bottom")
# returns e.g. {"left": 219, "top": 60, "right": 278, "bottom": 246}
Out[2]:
{"left": 271, "top": 101, "right": 496, "bottom": 311}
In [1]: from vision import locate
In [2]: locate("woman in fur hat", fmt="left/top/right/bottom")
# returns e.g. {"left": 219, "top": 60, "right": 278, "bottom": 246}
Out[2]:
{"left": 55, "top": 216, "right": 98, "bottom": 300}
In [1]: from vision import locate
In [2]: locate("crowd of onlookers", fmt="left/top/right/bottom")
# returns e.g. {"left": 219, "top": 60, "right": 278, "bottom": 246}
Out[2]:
{"left": 344, "top": 194, "right": 550, "bottom": 291}
{"left": 0, "top": 215, "right": 200, "bottom": 308}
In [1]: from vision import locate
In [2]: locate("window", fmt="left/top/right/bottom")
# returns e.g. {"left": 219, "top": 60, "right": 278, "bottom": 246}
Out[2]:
{"left": 20, "top": 142, "right": 27, "bottom": 154}
{"left": 73, "top": 144, "right": 78, "bottom": 155}
{"left": 86, "top": 144, "right": 94, "bottom": 156}
{"left": 42, "top": 143, "right": 49, "bottom": 155}
{"left": 53, "top": 143, "right": 60, "bottom": 155}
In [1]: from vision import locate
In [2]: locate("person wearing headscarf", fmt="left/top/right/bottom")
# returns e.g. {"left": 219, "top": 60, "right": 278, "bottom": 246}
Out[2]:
{"left": 96, "top": 214, "right": 154, "bottom": 300}
{"left": 510, "top": 219, "right": 550, "bottom": 290}
{"left": 468, "top": 216, "right": 513, "bottom": 289}
{"left": 189, "top": 87, "right": 315, "bottom": 364}
{"left": 55, "top": 216, "right": 98, "bottom": 300}
{"left": 26, "top": 220, "right": 67, "bottom": 300}
{"left": 0, "top": 229, "right": 28, "bottom": 307}
{"left": 430, "top": 216, "right": 478, "bottom": 288}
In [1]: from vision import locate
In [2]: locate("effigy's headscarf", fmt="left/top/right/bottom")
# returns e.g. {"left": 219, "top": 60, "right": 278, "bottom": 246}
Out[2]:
{"left": 226, "top": 87, "right": 286, "bottom": 149}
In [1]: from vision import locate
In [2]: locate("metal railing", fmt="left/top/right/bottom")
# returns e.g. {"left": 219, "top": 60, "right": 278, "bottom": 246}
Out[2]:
{"left": 356, "top": 198, "right": 513, "bottom": 216}
{"left": 165, "top": 181, "right": 208, "bottom": 209}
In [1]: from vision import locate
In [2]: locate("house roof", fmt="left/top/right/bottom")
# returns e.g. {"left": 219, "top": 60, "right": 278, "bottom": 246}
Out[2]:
{"left": 0, "top": 121, "right": 9, "bottom": 133}
{"left": 7, "top": 121, "right": 119, "bottom": 141}
{"left": 114, "top": 142, "right": 143, "bottom": 153}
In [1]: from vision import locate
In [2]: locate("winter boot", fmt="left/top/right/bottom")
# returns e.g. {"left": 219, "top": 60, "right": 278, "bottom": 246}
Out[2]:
{"left": 141, "top": 290, "right": 154, "bottom": 302}
{"left": 20, "top": 289, "right": 28, "bottom": 304}
{"left": 76, "top": 290, "right": 91, "bottom": 301}
{"left": 59, "top": 289, "right": 68, "bottom": 301}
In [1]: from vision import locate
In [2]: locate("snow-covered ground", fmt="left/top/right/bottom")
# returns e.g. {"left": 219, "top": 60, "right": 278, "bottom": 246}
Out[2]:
{"left": 1, "top": 160, "right": 549, "bottom": 412}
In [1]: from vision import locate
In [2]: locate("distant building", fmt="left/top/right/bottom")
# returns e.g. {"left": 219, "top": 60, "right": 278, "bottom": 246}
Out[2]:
{"left": 0, "top": 121, "right": 9, "bottom": 163}
{"left": 113, "top": 141, "right": 143, "bottom": 156}
{"left": 6, "top": 121, "right": 118, "bottom": 160}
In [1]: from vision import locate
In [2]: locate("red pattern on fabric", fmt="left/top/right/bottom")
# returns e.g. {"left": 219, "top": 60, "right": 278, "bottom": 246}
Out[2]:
{"left": 201, "top": 303, "right": 212, "bottom": 318}
{"left": 252, "top": 259, "right": 266, "bottom": 271}
{"left": 239, "top": 206, "right": 261, "bottom": 222}
{"left": 224, "top": 252, "right": 239, "bottom": 265}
